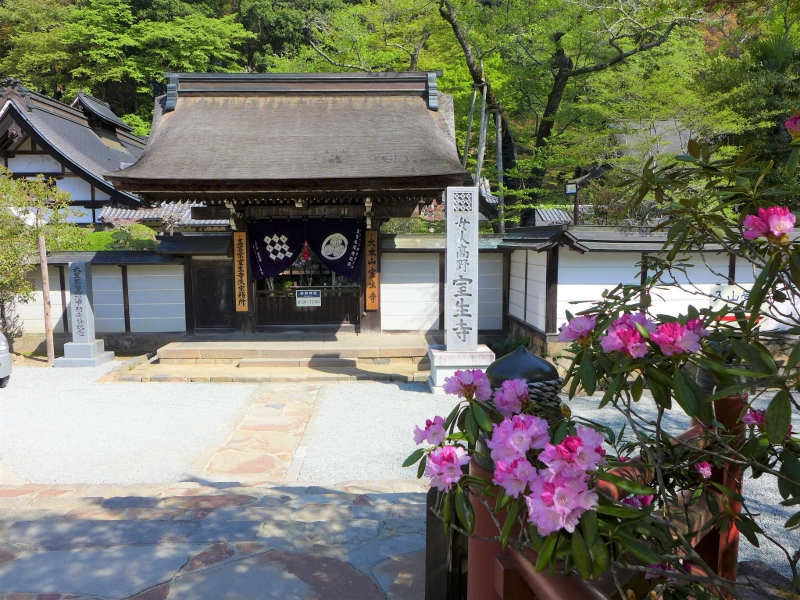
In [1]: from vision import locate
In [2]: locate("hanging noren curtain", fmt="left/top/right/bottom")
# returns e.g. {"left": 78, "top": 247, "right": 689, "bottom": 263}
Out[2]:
{"left": 248, "top": 219, "right": 365, "bottom": 281}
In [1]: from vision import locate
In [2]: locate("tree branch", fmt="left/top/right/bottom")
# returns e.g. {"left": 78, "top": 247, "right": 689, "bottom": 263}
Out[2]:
{"left": 571, "top": 19, "right": 695, "bottom": 77}
{"left": 307, "top": 38, "right": 371, "bottom": 72}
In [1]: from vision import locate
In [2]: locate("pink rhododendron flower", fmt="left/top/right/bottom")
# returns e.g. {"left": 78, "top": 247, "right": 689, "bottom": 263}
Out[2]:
{"left": 539, "top": 426, "right": 606, "bottom": 476}
{"left": 493, "top": 378, "right": 528, "bottom": 417}
{"left": 695, "top": 461, "right": 712, "bottom": 480}
{"left": 493, "top": 457, "right": 537, "bottom": 497}
{"left": 414, "top": 415, "right": 446, "bottom": 446}
{"left": 651, "top": 320, "right": 706, "bottom": 356}
{"left": 621, "top": 494, "right": 654, "bottom": 509}
{"left": 525, "top": 471, "right": 599, "bottom": 536}
{"left": 487, "top": 414, "right": 549, "bottom": 463}
{"left": 742, "top": 409, "right": 765, "bottom": 427}
{"left": 424, "top": 445, "right": 469, "bottom": 491}
{"left": 600, "top": 313, "right": 654, "bottom": 358}
{"left": 558, "top": 315, "right": 597, "bottom": 343}
{"left": 786, "top": 114, "right": 800, "bottom": 139}
{"left": 442, "top": 369, "right": 492, "bottom": 401}
{"left": 743, "top": 206, "right": 796, "bottom": 244}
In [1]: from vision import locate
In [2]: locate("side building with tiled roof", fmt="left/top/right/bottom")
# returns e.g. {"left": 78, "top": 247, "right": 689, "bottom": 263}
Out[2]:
{"left": 0, "top": 79, "right": 145, "bottom": 224}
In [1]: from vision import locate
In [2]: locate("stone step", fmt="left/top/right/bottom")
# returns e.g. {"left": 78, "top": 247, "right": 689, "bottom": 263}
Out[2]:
{"left": 235, "top": 356, "right": 430, "bottom": 369}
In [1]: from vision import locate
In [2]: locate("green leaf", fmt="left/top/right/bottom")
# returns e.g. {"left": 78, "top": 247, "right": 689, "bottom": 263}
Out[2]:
{"left": 500, "top": 501, "right": 521, "bottom": 546}
{"left": 786, "top": 341, "right": 800, "bottom": 374}
{"left": 571, "top": 530, "right": 592, "bottom": 579}
{"left": 631, "top": 375, "right": 644, "bottom": 402}
{"left": 454, "top": 487, "right": 475, "bottom": 533}
{"left": 465, "top": 410, "right": 479, "bottom": 445}
{"left": 736, "top": 515, "right": 761, "bottom": 547}
{"left": 598, "top": 472, "right": 655, "bottom": 496}
{"left": 765, "top": 390, "right": 792, "bottom": 444}
{"left": 731, "top": 339, "right": 777, "bottom": 375}
{"left": 402, "top": 448, "right": 424, "bottom": 468}
{"left": 442, "top": 491, "right": 453, "bottom": 531}
{"left": 596, "top": 503, "right": 647, "bottom": 519}
{"left": 778, "top": 454, "right": 800, "bottom": 500}
{"left": 535, "top": 533, "right": 558, "bottom": 572}
{"left": 581, "top": 509, "right": 598, "bottom": 548}
{"left": 417, "top": 455, "right": 427, "bottom": 479}
{"left": 590, "top": 535, "right": 609, "bottom": 578}
{"left": 616, "top": 531, "right": 663, "bottom": 565}
{"left": 783, "top": 510, "right": 800, "bottom": 530}
{"left": 471, "top": 403, "right": 494, "bottom": 433}
{"left": 580, "top": 354, "right": 597, "bottom": 395}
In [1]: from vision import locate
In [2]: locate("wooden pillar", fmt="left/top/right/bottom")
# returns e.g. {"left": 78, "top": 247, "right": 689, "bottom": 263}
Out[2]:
{"left": 360, "top": 228, "right": 381, "bottom": 332}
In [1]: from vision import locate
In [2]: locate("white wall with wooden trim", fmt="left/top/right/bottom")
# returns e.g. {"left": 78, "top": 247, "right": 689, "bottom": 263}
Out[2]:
{"left": 556, "top": 251, "right": 642, "bottom": 327}
{"left": 479, "top": 253, "right": 503, "bottom": 330}
{"left": 18, "top": 266, "right": 67, "bottom": 334}
{"left": 91, "top": 265, "right": 125, "bottom": 333}
{"left": 380, "top": 252, "right": 439, "bottom": 331}
{"left": 647, "top": 253, "right": 735, "bottom": 317}
{"left": 18, "top": 264, "right": 185, "bottom": 334}
{"left": 509, "top": 249, "right": 546, "bottom": 331}
{"left": 127, "top": 265, "right": 185, "bottom": 332}
{"left": 6, "top": 153, "right": 62, "bottom": 173}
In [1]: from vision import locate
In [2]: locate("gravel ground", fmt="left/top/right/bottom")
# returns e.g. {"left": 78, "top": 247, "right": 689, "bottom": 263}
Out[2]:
{"left": 0, "top": 362, "right": 257, "bottom": 484}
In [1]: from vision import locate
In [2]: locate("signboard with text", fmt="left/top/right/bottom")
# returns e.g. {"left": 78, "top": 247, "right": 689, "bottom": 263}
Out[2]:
{"left": 233, "top": 231, "right": 250, "bottom": 312}
{"left": 365, "top": 230, "right": 380, "bottom": 311}
{"left": 445, "top": 187, "right": 479, "bottom": 351}
{"left": 296, "top": 289, "right": 322, "bottom": 307}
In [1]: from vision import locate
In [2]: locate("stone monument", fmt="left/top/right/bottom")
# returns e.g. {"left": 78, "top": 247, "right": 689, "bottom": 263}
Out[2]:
{"left": 428, "top": 186, "right": 494, "bottom": 391}
{"left": 54, "top": 261, "right": 115, "bottom": 367}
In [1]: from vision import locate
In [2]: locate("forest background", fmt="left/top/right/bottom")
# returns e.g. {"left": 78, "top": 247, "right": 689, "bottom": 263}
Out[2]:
{"left": 0, "top": 0, "right": 798, "bottom": 230}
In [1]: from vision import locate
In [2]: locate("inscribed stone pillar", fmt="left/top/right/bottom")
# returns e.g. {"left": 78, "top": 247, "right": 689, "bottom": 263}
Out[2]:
{"left": 428, "top": 187, "right": 494, "bottom": 391}
{"left": 54, "top": 261, "right": 114, "bottom": 367}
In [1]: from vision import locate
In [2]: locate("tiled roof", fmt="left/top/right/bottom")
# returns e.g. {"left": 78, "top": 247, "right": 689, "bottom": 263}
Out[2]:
{"left": 72, "top": 91, "right": 132, "bottom": 132}
{"left": 99, "top": 202, "right": 229, "bottom": 227}
{"left": 0, "top": 80, "right": 145, "bottom": 205}
{"left": 108, "top": 72, "right": 469, "bottom": 199}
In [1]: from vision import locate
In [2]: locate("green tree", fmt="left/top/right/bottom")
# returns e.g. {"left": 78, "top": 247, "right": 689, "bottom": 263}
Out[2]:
{"left": 0, "top": 167, "right": 75, "bottom": 363}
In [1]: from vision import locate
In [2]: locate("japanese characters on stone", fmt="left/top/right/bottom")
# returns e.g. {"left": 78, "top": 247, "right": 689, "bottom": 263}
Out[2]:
{"left": 445, "top": 187, "right": 479, "bottom": 350}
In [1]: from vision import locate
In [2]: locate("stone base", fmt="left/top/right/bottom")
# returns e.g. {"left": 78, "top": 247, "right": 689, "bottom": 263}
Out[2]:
{"left": 54, "top": 340, "right": 115, "bottom": 368}
{"left": 427, "top": 345, "right": 495, "bottom": 392}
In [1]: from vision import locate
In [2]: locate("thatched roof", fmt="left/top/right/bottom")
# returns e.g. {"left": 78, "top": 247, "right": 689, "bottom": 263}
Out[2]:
{"left": 108, "top": 72, "right": 469, "bottom": 203}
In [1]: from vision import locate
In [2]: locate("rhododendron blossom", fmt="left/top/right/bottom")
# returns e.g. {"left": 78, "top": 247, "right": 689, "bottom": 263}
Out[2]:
{"left": 786, "top": 114, "right": 800, "bottom": 139}
{"left": 539, "top": 426, "right": 606, "bottom": 476}
{"left": 493, "top": 457, "right": 537, "bottom": 497}
{"left": 600, "top": 313, "right": 654, "bottom": 358}
{"left": 493, "top": 378, "right": 528, "bottom": 417}
{"left": 425, "top": 445, "right": 469, "bottom": 491}
{"left": 414, "top": 415, "right": 446, "bottom": 446}
{"left": 742, "top": 409, "right": 765, "bottom": 427}
{"left": 651, "top": 320, "right": 707, "bottom": 356}
{"left": 743, "top": 206, "right": 796, "bottom": 244}
{"left": 525, "top": 471, "right": 599, "bottom": 536}
{"left": 442, "top": 369, "right": 492, "bottom": 401}
{"left": 487, "top": 414, "right": 549, "bottom": 463}
{"left": 558, "top": 315, "right": 597, "bottom": 344}
{"left": 695, "top": 461, "right": 712, "bottom": 480}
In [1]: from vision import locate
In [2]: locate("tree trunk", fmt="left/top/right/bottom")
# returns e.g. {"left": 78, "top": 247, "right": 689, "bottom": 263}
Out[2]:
{"left": 38, "top": 231, "right": 54, "bottom": 365}
{"left": 520, "top": 49, "right": 573, "bottom": 227}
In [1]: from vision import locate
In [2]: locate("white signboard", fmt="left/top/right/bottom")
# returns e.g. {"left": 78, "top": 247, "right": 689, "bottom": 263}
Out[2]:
{"left": 445, "top": 187, "right": 479, "bottom": 351}
{"left": 296, "top": 289, "right": 322, "bottom": 307}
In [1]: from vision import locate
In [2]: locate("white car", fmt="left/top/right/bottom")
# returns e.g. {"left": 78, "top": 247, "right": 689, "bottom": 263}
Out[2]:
{"left": 0, "top": 332, "right": 11, "bottom": 388}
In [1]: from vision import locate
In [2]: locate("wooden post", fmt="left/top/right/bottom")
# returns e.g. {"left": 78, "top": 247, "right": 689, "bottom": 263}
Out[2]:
{"left": 38, "top": 229, "right": 54, "bottom": 365}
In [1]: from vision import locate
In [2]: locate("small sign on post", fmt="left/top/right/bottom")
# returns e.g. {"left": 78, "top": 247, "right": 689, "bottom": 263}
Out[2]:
{"left": 233, "top": 231, "right": 250, "bottom": 312}
{"left": 296, "top": 289, "right": 322, "bottom": 307}
{"left": 365, "top": 230, "right": 380, "bottom": 311}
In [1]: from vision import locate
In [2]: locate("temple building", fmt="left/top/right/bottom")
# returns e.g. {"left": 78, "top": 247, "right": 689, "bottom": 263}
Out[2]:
{"left": 107, "top": 72, "right": 474, "bottom": 334}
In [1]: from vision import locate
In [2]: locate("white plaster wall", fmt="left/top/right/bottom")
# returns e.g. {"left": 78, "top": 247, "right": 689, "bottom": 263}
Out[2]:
{"left": 66, "top": 206, "right": 94, "bottom": 224}
{"left": 479, "top": 253, "right": 503, "bottom": 330}
{"left": 647, "top": 253, "right": 733, "bottom": 317}
{"left": 91, "top": 265, "right": 125, "bottom": 333}
{"left": 557, "top": 251, "right": 641, "bottom": 327}
{"left": 57, "top": 176, "right": 93, "bottom": 202}
{"left": 18, "top": 266, "right": 67, "bottom": 334}
{"left": 7, "top": 154, "right": 61, "bottom": 173}
{"left": 525, "top": 250, "right": 547, "bottom": 330}
{"left": 381, "top": 252, "right": 439, "bottom": 331}
{"left": 508, "top": 250, "right": 547, "bottom": 330}
{"left": 509, "top": 250, "right": 525, "bottom": 322}
{"left": 127, "top": 265, "right": 186, "bottom": 332}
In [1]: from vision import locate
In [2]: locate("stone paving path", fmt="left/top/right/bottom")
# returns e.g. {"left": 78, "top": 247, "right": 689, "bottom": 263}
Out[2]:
{"left": 0, "top": 379, "right": 427, "bottom": 599}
